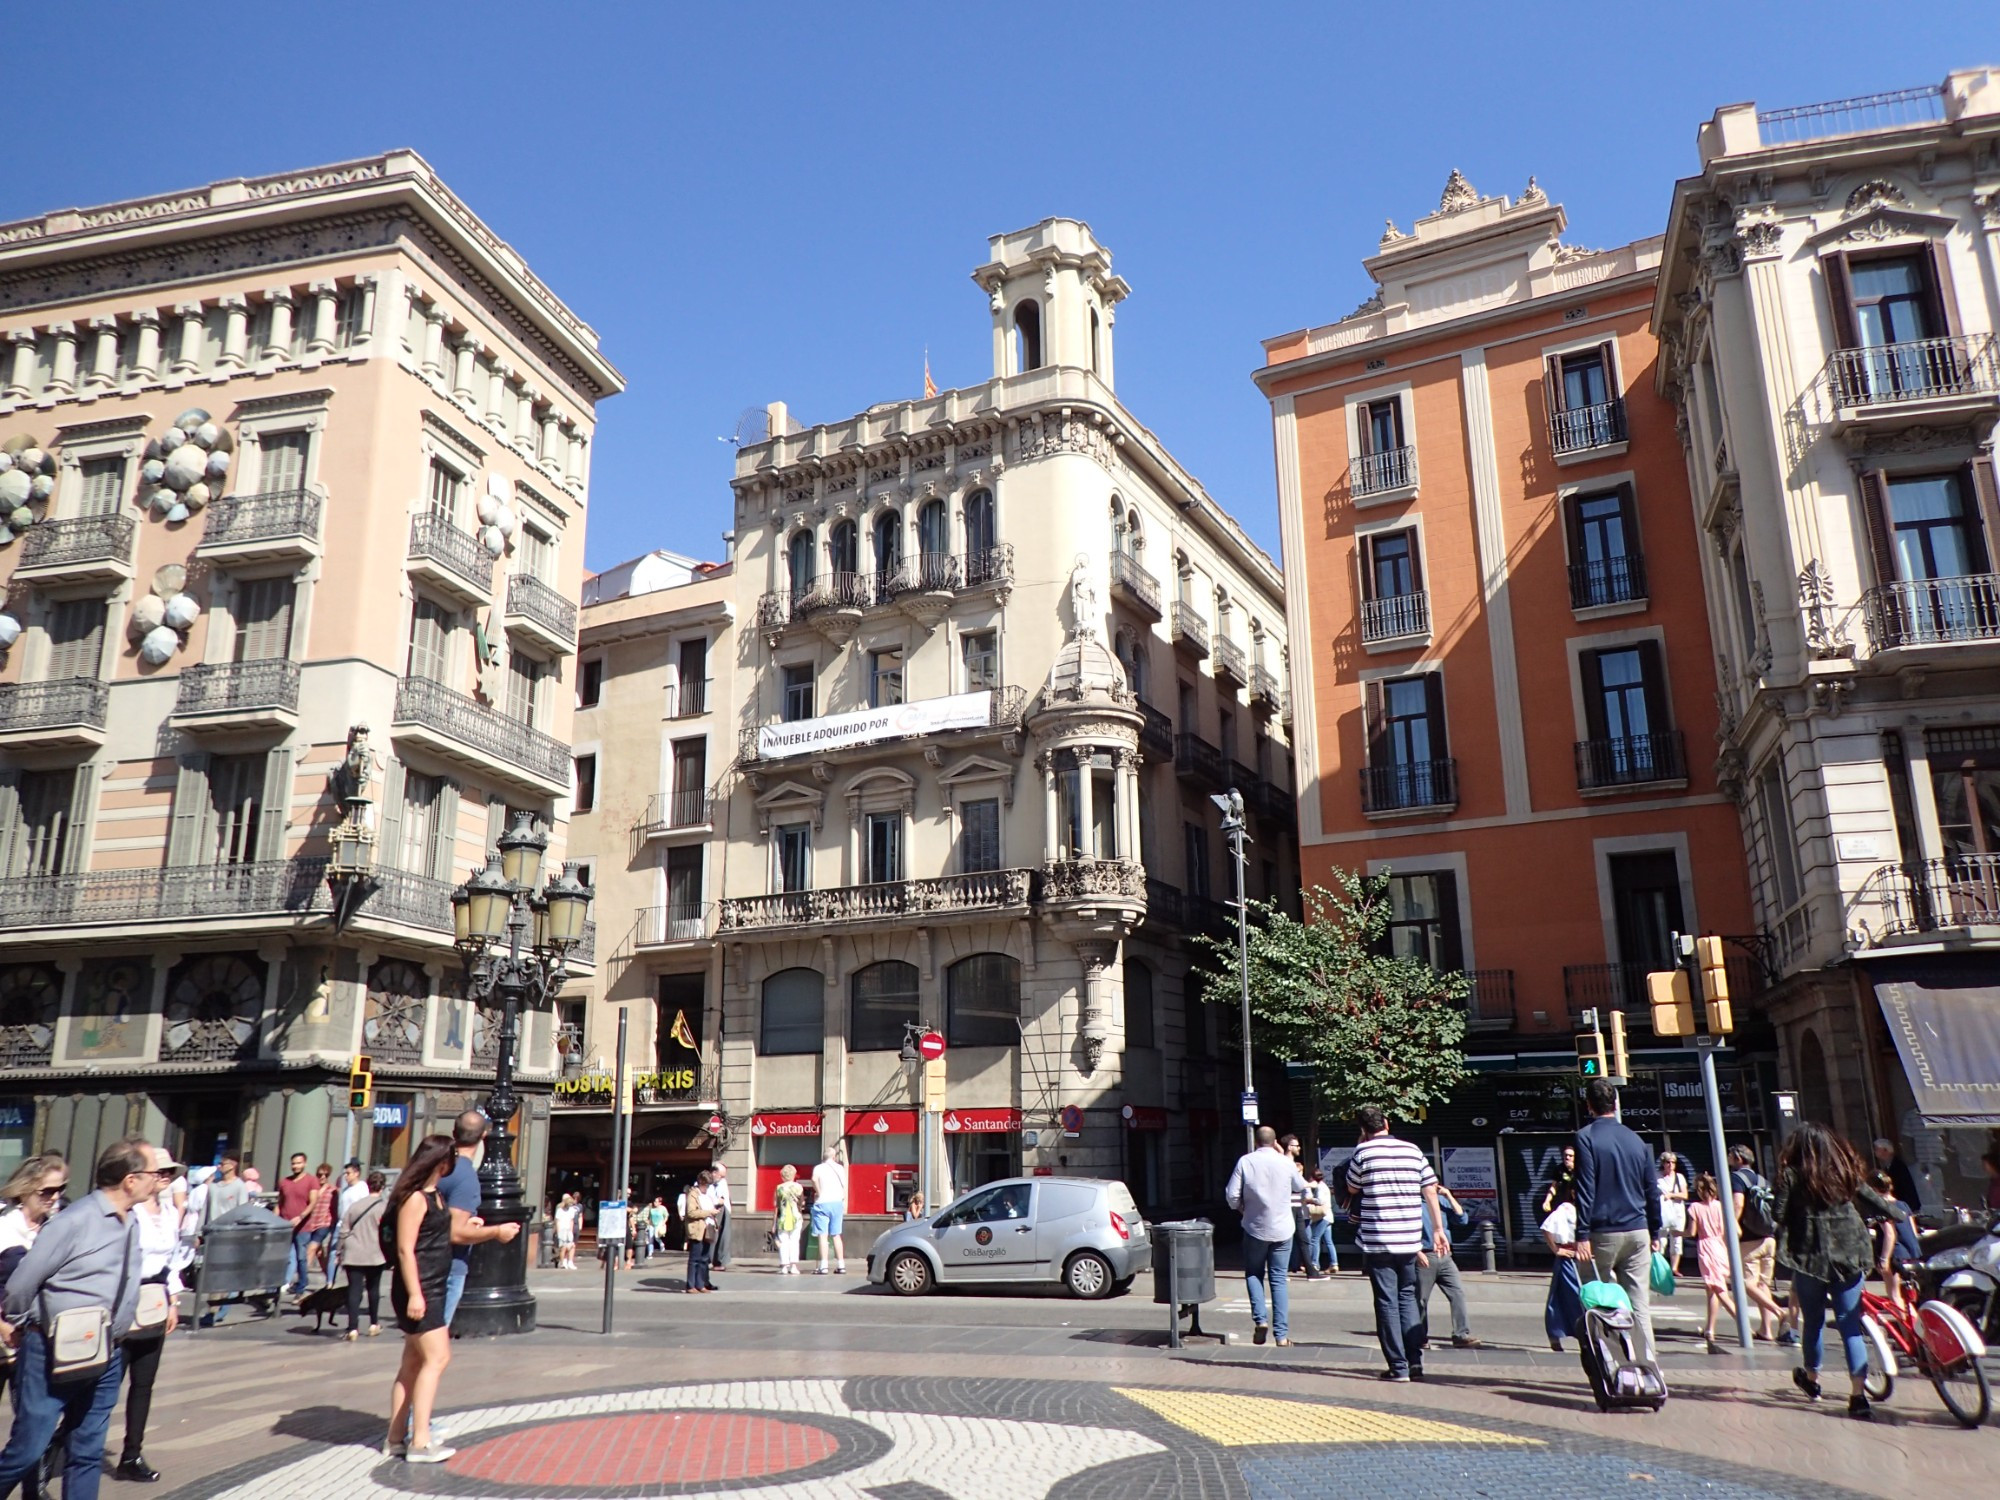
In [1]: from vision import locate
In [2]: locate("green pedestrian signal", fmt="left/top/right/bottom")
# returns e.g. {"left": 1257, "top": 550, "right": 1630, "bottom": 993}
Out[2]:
{"left": 1575, "top": 1031, "right": 1607, "bottom": 1079}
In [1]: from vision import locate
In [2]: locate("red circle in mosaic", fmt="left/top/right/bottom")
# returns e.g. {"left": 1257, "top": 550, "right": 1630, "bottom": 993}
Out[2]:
{"left": 447, "top": 1412, "right": 841, "bottom": 1487}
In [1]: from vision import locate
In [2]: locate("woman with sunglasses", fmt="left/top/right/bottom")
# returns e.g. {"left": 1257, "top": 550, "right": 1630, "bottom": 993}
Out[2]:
{"left": 0, "top": 1153, "right": 68, "bottom": 1498}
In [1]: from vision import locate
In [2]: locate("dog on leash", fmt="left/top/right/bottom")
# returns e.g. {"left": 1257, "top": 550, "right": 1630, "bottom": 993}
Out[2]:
{"left": 292, "top": 1283, "right": 348, "bottom": 1332}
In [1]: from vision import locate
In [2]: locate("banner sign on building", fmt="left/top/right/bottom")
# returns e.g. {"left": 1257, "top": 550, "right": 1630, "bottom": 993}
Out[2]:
{"left": 845, "top": 1110, "right": 918, "bottom": 1136}
{"left": 756, "top": 691, "right": 992, "bottom": 760}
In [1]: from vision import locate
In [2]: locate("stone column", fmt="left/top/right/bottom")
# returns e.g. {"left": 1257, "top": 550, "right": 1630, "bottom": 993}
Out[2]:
{"left": 262, "top": 291, "right": 294, "bottom": 361}
{"left": 1040, "top": 753, "right": 1059, "bottom": 859}
{"left": 537, "top": 408, "right": 563, "bottom": 471}
{"left": 217, "top": 295, "right": 249, "bottom": 370}
{"left": 421, "top": 311, "right": 449, "bottom": 382}
{"left": 46, "top": 323, "right": 78, "bottom": 395}
{"left": 305, "top": 282, "right": 338, "bottom": 356}
{"left": 450, "top": 336, "right": 479, "bottom": 402}
{"left": 1074, "top": 939, "right": 1113, "bottom": 1075}
{"left": 351, "top": 273, "right": 379, "bottom": 348}
{"left": 3, "top": 330, "right": 35, "bottom": 400}
{"left": 86, "top": 318, "right": 119, "bottom": 388}
{"left": 1116, "top": 749, "right": 1140, "bottom": 863}
{"left": 565, "top": 428, "right": 585, "bottom": 486}
{"left": 170, "top": 303, "right": 204, "bottom": 376}
{"left": 130, "top": 311, "right": 162, "bottom": 379}
{"left": 514, "top": 385, "right": 540, "bottom": 452}
{"left": 987, "top": 282, "right": 1008, "bottom": 377}
{"left": 486, "top": 364, "right": 512, "bottom": 430}
{"left": 1076, "top": 747, "right": 1096, "bottom": 859}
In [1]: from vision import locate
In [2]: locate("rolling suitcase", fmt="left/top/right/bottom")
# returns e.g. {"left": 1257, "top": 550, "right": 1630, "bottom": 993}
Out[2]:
{"left": 1576, "top": 1278, "right": 1667, "bottom": 1411}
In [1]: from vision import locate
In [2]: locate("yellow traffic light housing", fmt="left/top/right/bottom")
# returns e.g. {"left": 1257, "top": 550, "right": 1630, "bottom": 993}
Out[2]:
{"left": 348, "top": 1054, "right": 373, "bottom": 1112}
{"left": 1608, "top": 1009, "right": 1630, "bottom": 1082}
{"left": 1648, "top": 969, "right": 1695, "bottom": 1037}
{"left": 1695, "top": 935, "right": 1734, "bottom": 1034}
{"left": 1575, "top": 1030, "right": 1607, "bottom": 1079}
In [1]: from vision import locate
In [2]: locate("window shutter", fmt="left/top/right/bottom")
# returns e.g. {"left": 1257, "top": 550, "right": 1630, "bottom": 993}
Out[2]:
{"left": 259, "top": 748, "right": 294, "bottom": 864}
{"left": 1598, "top": 340, "right": 1619, "bottom": 394}
{"left": 166, "top": 753, "right": 211, "bottom": 866}
{"left": 1403, "top": 527, "right": 1424, "bottom": 588}
{"left": 1579, "top": 651, "right": 1608, "bottom": 741}
{"left": 62, "top": 765, "right": 95, "bottom": 875}
{"left": 1358, "top": 536, "right": 1378, "bottom": 604}
{"left": 1561, "top": 492, "right": 1584, "bottom": 567}
{"left": 375, "top": 759, "right": 407, "bottom": 874}
{"left": 1543, "top": 355, "right": 1563, "bottom": 418}
{"left": 486, "top": 797, "right": 505, "bottom": 850}
{"left": 1821, "top": 253, "right": 1859, "bottom": 348}
{"left": 1924, "top": 241, "right": 1961, "bottom": 337}
{"left": 1616, "top": 483, "right": 1641, "bottom": 547}
{"left": 0, "top": 771, "right": 21, "bottom": 879}
{"left": 1354, "top": 403, "right": 1375, "bottom": 459}
{"left": 1857, "top": 469, "right": 1899, "bottom": 587}
{"left": 1967, "top": 459, "right": 2000, "bottom": 572}
{"left": 1433, "top": 870, "right": 1464, "bottom": 972}
{"left": 1635, "top": 639, "right": 1670, "bottom": 729}
{"left": 1422, "top": 673, "right": 1449, "bottom": 758}
{"left": 1363, "top": 680, "right": 1387, "bottom": 764}
{"left": 429, "top": 781, "right": 460, "bottom": 882}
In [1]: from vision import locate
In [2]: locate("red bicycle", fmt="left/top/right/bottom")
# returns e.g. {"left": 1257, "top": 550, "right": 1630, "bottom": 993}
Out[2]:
{"left": 1858, "top": 1277, "right": 1990, "bottom": 1427}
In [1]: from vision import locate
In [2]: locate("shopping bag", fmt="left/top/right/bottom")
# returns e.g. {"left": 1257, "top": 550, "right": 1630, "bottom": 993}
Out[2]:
{"left": 1649, "top": 1252, "right": 1677, "bottom": 1298}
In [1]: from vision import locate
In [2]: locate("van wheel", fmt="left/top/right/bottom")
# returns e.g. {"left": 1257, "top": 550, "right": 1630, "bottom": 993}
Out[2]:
{"left": 1065, "top": 1251, "right": 1114, "bottom": 1300}
{"left": 885, "top": 1251, "right": 934, "bottom": 1296}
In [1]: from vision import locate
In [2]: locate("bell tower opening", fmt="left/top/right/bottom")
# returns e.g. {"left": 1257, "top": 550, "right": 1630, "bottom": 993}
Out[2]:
{"left": 1013, "top": 300, "right": 1043, "bottom": 373}
{"left": 975, "top": 218, "right": 1129, "bottom": 388}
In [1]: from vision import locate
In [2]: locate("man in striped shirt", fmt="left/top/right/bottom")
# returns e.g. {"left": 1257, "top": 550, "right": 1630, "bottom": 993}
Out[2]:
{"left": 1343, "top": 1105, "right": 1449, "bottom": 1381}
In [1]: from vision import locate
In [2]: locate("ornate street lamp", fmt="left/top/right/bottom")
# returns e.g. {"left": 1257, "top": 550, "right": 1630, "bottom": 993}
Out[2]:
{"left": 325, "top": 723, "right": 378, "bottom": 931}
{"left": 449, "top": 810, "right": 592, "bottom": 1337}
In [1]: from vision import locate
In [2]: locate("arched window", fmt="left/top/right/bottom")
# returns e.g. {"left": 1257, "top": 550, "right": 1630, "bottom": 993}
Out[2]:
{"left": 1114, "top": 629, "right": 1146, "bottom": 700}
{"left": 1174, "top": 551, "right": 1192, "bottom": 603}
{"left": 1013, "top": 301, "right": 1042, "bottom": 372}
{"left": 1126, "top": 509, "right": 1143, "bottom": 552}
{"left": 1123, "top": 958, "right": 1155, "bottom": 1049}
{"left": 964, "top": 489, "right": 996, "bottom": 581}
{"left": 787, "top": 530, "right": 815, "bottom": 597}
{"left": 872, "top": 510, "right": 902, "bottom": 580}
{"left": 946, "top": 952, "right": 1020, "bottom": 1048}
{"left": 828, "top": 518, "right": 858, "bottom": 577}
{"left": 760, "top": 967, "right": 824, "bottom": 1056}
{"left": 850, "top": 960, "right": 919, "bottom": 1052}
{"left": 917, "top": 498, "right": 952, "bottom": 588}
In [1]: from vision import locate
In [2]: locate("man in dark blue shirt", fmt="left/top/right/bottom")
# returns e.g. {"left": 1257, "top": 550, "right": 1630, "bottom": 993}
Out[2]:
{"left": 1572, "top": 1079, "right": 1662, "bottom": 1362}
{"left": 439, "top": 1111, "right": 495, "bottom": 1328}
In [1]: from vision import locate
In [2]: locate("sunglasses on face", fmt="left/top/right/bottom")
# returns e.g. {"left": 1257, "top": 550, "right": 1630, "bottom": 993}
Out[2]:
{"left": 33, "top": 1186, "right": 64, "bottom": 1201}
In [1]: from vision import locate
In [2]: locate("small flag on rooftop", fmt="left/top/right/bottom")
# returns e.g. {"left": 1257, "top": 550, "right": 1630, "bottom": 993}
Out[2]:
{"left": 923, "top": 349, "right": 937, "bottom": 399}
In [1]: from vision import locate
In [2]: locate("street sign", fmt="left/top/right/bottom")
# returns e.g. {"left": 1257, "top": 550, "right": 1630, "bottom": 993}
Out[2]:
{"left": 704, "top": 1113, "right": 725, "bottom": 1136}
{"left": 1239, "top": 1090, "right": 1260, "bottom": 1124}
{"left": 598, "top": 1201, "right": 627, "bottom": 1242}
{"left": 1059, "top": 1104, "right": 1084, "bottom": 1138}
{"left": 917, "top": 1030, "right": 947, "bottom": 1062}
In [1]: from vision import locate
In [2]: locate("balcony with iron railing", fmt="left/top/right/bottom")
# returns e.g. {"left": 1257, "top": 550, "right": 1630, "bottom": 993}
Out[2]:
{"left": 505, "top": 572, "right": 578, "bottom": 653}
{"left": 1170, "top": 600, "right": 1210, "bottom": 658}
{"left": 171, "top": 659, "right": 301, "bottom": 732}
{"left": 1142, "top": 878, "right": 1183, "bottom": 930}
{"left": 392, "top": 676, "right": 569, "bottom": 794}
{"left": 14, "top": 513, "right": 137, "bottom": 584}
{"left": 1563, "top": 962, "right": 1647, "bottom": 1023}
{"left": 1255, "top": 778, "right": 1297, "bottom": 830}
{"left": 1548, "top": 397, "right": 1628, "bottom": 460}
{"left": 1754, "top": 83, "right": 1946, "bottom": 146}
{"left": 637, "top": 787, "right": 715, "bottom": 838}
{"left": 1174, "top": 731, "right": 1223, "bottom": 788}
{"left": 635, "top": 901, "right": 718, "bottom": 947}
{"left": 0, "top": 678, "right": 109, "bottom": 749}
{"left": 1249, "top": 664, "right": 1282, "bottom": 713}
{"left": 1574, "top": 730, "right": 1686, "bottom": 792}
{"left": 665, "top": 677, "right": 711, "bottom": 719}
{"left": 1788, "top": 336, "right": 2000, "bottom": 455}
{"left": 880, "top": 552, "right": 963, "bottom": 598}
{"left": 1137, "top": 701, "right": 1175, "bottom": 762}
{"left": 1227, "top": 760, "right": 1260, "bottom": 800}
{"left": 195, "top": 489, "right": 322, "bottom": 560}
{"left": 718, "top": 868, "right": 1034, "bottom": 934}
{"left": 1360, "top": 758, "right": 1457, "bottom": 816}
{"left": 407, "top": 515, "right": 494, "bottom": 603}
{"left": 1856, "top": 855, "right": 2000, "bottom": 945}
{"left": 964, "top": 543, "right": 1015, "bottom": 590}
{"left": 1109, "top": 551, "right": 1162, "bottom": 620}
{"left": 1360, "top": 591, "right": 1430, "bottom": 645}
{"left": 1212, "top": 636, "right": 1248, "bottom": 692}
{"left": 1864, "top": 574, "right": 2000, "bottom": 651}
{"left": 1569, "top": 554, "right": 1648, "bottom": 612}
{"left": 1465, "top": 969, "right": 1516, "bottom": 1030}
{"left": 1352, "top": 444, "right": 1418, "bottom": 498}
{"left": 0, "top": 857, "right": 330, "bottom": 932}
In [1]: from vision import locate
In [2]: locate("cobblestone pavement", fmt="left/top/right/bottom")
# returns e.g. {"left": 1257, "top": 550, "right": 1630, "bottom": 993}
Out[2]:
{"left": 107, "top": 1268, "right": 1991, "bottom": 1499}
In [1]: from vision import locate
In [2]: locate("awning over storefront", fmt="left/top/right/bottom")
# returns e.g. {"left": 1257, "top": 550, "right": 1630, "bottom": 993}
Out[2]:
{"left": 1877, "top": 982, "right": 2000, "bottom": 1126}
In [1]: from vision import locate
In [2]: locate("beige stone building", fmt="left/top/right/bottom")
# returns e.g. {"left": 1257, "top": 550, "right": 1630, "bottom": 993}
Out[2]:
{"left": 0, "top": 153, "right": 618, "bottom": 1182}
{"left": 1653, "top": 68, "right": 2000, "bottom": 1199}
{"left": 697, "top": 220, "right": 1298, "bottom": 1256}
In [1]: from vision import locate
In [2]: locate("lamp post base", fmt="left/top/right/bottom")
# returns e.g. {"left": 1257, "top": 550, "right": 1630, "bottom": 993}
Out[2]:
{"left": 453, "top": 1198, "right": 537, "bottom": 1338}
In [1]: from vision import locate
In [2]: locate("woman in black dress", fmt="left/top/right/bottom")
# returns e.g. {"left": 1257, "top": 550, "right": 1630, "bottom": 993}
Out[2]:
{"left": 382, "top": 1134, "right": 457, "bottom": 1464}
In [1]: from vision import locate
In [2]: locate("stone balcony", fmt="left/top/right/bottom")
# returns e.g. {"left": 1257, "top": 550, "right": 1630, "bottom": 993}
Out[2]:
{"left": 718, "top": 868, "right": 1033, "bottom": 937}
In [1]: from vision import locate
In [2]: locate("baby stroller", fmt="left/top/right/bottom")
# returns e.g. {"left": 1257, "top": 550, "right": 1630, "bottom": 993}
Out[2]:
{"left": 1576, "top": 1277, "right": 1667, "bottom": 1411}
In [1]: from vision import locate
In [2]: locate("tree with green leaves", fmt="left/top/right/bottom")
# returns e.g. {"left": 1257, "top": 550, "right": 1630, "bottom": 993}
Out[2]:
{"left": 1195, "top": 869, "right": 1471, "bottom": 1125}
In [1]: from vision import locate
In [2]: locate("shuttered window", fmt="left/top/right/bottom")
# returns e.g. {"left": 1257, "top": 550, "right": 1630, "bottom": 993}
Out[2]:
{"left": 516, "top": 521, "right": 554, "bottom": 582}
{"left": 406, "top": 596, "right": 450, "bottom": 683}
{"left": 15, "top": 769, "right": 77, "bottom": 878}
{"left": 232, "top": 577, "right": 295, "bottom": 661}
{"left": 505, "top": 652, "right": 544, "bottom": 726}
{"left": 959, "top": 798, "right": 1001, "bottom": 873}
{"left": 207, "top": 753, "right": 266, "bottom": 866}
{"left": 75, "top": 457, "right": 126, "bottom": 517}
{"left": 45, "top": 600, "right": 105, "bottom": 681}
{"left": 260, "top": 430, "right": 310, "bottom": 494}
{"left": 426, "top": 459, "right": 461, "bottom": 526}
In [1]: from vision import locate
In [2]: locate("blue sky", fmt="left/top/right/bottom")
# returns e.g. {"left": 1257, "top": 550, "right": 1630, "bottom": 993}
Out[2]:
{"left": 12, "top": 5, "right": 1992, "bottom": 567}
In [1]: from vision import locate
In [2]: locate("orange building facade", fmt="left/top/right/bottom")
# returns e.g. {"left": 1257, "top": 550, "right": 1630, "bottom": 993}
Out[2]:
{"left": 1257, "top": 174, "right": 1758, "bottom": 1237}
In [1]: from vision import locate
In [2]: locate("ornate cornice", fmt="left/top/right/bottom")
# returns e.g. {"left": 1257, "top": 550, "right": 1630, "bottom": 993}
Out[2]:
{"left": 421, "top": 407, "right": 486, "bottom": 463}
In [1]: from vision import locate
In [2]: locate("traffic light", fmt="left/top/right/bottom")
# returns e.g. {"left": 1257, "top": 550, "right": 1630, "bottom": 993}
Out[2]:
{"left": 1608, "top": 1009, "right": 1630, "bottom": 1082}
{"left": 1575, "top": 1030, "right": 1607, "bottom": 1079}
{"left": 1695, "top": 935, "right": 1734, "bottom": 1034}
{"left": 348, "top": 1054, "right": 373, "bottom": 1112}
{"left": 1648, "top": 969, "right": 1695, "bottom": 1037}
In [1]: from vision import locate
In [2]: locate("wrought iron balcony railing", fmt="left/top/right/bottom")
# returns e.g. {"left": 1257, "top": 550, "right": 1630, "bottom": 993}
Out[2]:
{"left": 173, "top": 659, "right": 301, "bottom": 718}
{"left": 1170, "top": 600, "right": 1210, "bottom": 656}
{"left": 1212, "top": 636, "right": 1248, "bottom": 690}
{"left": 636, "top": 902, "right": 717, "bottom": 945}
{"left": 1863, "top": 573, "right": 2000, "bottom": 650}
{"left": 1826, "top": 334, "right": 2000, "bottom": 411}
{"left": 1755, "top": 83, "right": 1944, "bottom": 146}
{"left": 1361, "top": 591, "right": 1430, "bottom": 643}
{"left": 1466, "top": 969, "right": 1516, "bottom": 1028}
{"left": 361, "top": 866, "right": 457, "bottom": 934}
{"left": 1360, "top": 758, "right": 1457, "bottom": 814}
{"left": 1137, "top": 701, "right": 1175, "bottom": 762}
{"left": 505, "top": 572, "right": 578, "bottom": 645}
{"left": 718, "top": 868, "right": 1034, "bottom": 932}
{"left": 1174, "top": 732, "right": 1223, "bottom": 787}
{"left": 639, "top": 787, "right": 714, "bottom": 834}
{"left": 964, "top": 544, "right": 1015, "bottom": 589}
{"left": 407, "top": 515, "right": 494, "bottom": 595}
{"left": 1563, "top": 962, "right": 1647, "bottom": 1021}
{"left": 1569, "top": 553, "right": 1648, "bottom": 610}
{"left": 1856, "top": 855, "right": 2000, "bottom": 943}
{"left": 1549, "top": 397, "right": 1628, "bottom": 456}
{"left": 1142, "top": 878, "right": 1183, "bottom": 929}
{"left": 1249, "top": 664, "right": 1282, "bottom": 709}
{"left": 665, "top": 678, "right": 710, "bottom": 719}
{"left": 1574, "top": 730, "right": 1686, "bottom": 790}
{"left": 1352, "top": 444, "right": 1417, "bottom": 497}
{"left": 1109, "top": 551, "right": 1162, "bottom": 617}
{"left": 197, "top": 489, "right": 321, "bottom": 552}
{"left": 0, "top": 678, "right": 108, "bottom": 734}
{"left": 392, "top": 676, "right": 569, "bottom": 787}
{"left": 16, "top": 513, "right": 136, "bottom": 574}
{"left": 0, "top": 857, "right": 330, "bottom": 931}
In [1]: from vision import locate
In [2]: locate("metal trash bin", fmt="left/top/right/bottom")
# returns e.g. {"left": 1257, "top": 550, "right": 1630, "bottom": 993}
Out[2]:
{"left": 197, "top": 1203, "right": 293, "bottom": 1319}
{"left": 1151, "top": 1219, "right": 1220, "bottom": 1347}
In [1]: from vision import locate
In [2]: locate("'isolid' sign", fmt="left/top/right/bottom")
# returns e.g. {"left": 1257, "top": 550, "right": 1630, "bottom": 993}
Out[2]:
{"left": 748, "top": 1112, "right": 822, "bottom": 1138}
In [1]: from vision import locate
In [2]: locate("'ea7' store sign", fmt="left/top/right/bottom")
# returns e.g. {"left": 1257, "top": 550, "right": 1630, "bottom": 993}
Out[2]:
{"left": 756, "top": 691, "right": 992, "bottom": 760}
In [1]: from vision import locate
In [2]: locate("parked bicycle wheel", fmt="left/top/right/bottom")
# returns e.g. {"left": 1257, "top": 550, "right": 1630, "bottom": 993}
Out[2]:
{"left": 1859, "top": 1313, "right": 1896, "bottom": 1404}
{"left": 1931, "top": 1353, "right": 1990, "bottom": 1429}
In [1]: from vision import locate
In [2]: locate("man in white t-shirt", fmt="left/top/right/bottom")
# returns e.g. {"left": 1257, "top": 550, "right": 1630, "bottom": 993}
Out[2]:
{"left": 810, "top": 1145, "right": 848, "bottom": 1275}
{"left": 707, "top": 1165, "right": 733, "bottom": 1271}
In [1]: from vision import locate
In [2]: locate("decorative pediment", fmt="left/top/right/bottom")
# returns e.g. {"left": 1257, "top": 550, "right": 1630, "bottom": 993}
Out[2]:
{"left": 753, "top": 779, "right": 825, "bottom": 833}
{"left": 1803, "top": 195, "right": 1955, "bottom": 251}
{"left": 844, "top": 764, "right": 916, "bottom": 819}
{"left": 937, "top": 753, "right": 1017, "bottom": 808}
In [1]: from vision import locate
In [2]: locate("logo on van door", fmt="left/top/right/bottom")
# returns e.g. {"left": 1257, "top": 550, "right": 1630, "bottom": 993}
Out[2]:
{"left": 974, "top": 1227, "right": 993, "bottom": 1246}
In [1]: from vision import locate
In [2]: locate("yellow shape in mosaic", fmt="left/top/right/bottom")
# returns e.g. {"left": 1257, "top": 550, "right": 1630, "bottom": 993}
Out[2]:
{"left": 1112, "top": 1388, "right": 1539, "bottom": 1448}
